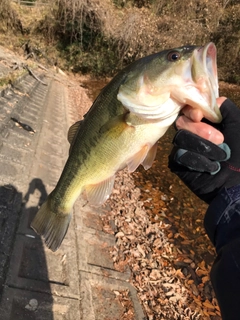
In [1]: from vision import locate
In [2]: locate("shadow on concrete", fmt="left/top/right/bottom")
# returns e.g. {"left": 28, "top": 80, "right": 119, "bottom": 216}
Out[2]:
{"left": 24, "top": 178, "right": 48, "bottom": 206}
{"left": 0, "top": 179, "right": 55, "bottom": 320}
{"left": 0, "top": 184, "right": 22, "bottom": 293}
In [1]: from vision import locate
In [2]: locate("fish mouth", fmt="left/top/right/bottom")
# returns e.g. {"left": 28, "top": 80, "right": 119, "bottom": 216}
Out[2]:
{"left": 183, "top": 42, "right": 222, "bottom": 123}
{"left": 117, "top": 42, "right": 222, "bottom": 123}
{"left": 196, "top": 42, "right": 219, "bottom": 98}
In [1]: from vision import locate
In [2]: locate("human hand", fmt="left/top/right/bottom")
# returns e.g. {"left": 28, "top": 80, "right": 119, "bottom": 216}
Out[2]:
{"left": 168, "top": 98, "right": 240, "bottom": 203}
{"left": 175, "top": 97, "right": 227, "bottom": 144}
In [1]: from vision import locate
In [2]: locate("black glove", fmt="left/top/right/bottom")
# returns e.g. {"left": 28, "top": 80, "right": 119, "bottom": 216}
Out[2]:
{"left": 168, "top": 99, "right": 240, "bottom": 204}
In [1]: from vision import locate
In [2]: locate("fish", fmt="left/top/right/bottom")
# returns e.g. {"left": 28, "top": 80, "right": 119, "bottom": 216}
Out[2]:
{"left": 31, "top": 42, "right": 222, "bottom": 251}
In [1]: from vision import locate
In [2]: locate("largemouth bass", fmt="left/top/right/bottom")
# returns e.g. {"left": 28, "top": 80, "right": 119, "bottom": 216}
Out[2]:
{"left": 31, "top": 42, "right": 222, "bottom": 251}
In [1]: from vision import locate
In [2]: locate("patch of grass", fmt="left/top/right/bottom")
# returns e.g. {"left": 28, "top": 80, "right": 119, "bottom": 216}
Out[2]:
{"left": 0, "top": 0, "right": 23, "bottom": 33}
{"left": 0, "top": 70, "right": 26, "bottom": 89}
{"left": 60, "top": 38, "right": 119, "bottom": 75}
{"left": 211, "top": 3, "right": 240, "bottom": 83}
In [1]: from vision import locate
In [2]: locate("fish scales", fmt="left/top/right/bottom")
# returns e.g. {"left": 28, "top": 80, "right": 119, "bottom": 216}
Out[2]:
{"left": 47, "top": 75, "right": 128, "bottom": 215}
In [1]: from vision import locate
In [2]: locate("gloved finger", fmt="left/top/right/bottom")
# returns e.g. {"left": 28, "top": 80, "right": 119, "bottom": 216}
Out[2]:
{"left": 220, "top": 99, "right": 240, "bottom": 126}
{"left": 172, "top": 149, "right": 220, "bottom": 174}
{"left": 173, "top": 130, "right": 230, "bottom": 161}
{"left": 216, "top": 96, "right": 227, "bottom": 107}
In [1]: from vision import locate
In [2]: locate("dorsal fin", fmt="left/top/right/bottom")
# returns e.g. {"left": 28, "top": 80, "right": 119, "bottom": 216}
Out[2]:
{"left": 67, "top": 120, "right": 83, "bottom": 145}
{"left": 67, "top": 120, "right": 84, "bottom": 154}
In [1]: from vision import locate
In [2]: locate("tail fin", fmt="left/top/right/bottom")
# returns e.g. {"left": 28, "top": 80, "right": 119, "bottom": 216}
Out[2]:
{"left": 31, "top": 199, "right": 71, "bottom": 252}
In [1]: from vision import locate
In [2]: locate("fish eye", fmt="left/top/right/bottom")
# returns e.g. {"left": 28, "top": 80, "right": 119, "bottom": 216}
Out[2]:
{"left": 167, "top": 51, "right": 181, "bottom": 62}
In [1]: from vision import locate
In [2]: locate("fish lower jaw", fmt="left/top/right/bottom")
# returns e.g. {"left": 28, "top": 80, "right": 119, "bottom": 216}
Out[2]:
{"left": 180, "top": 95, "right": 222, "bottom": 122}
{"left": 124, "top": 100, "right": 182, "bottom": 122}
{"left": 126, "top": 111, "right": 180, "bottom": 129}
{"left": 171, "top": 88, "right": 222, "bottom": 123}
{"left": 153, "top": 113, "right": 179, "bottom": 128}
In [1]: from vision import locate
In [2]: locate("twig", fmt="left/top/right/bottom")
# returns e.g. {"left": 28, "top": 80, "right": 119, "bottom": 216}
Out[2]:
{"left": 23, "top": 64, "right": 47, "bottom": 86}
{"left": 25, "top": 52, "right": 35, "bottom": 60}
{"left": 38, "top": 64, "right": 48, "bottom": 71}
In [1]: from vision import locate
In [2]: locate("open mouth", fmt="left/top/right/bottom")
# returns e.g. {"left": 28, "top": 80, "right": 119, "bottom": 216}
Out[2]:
{"left": 197, "top": 42, "right": 219, "bottom": 99}
{"left": 179, "top": 42, "right": 222, "bottom": 123}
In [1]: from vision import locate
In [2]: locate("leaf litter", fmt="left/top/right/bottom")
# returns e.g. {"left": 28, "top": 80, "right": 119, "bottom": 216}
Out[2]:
{"left": 101, "top": 161, "right": 221, "bottom": 319}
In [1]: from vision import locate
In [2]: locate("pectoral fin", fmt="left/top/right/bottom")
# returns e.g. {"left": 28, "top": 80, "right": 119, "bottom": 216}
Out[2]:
{"left": 85, "top": 176, "right": 115, "bottom": 206}
{"left": 99, "top": 113, "right": 133, "bottom": 135}
{"left": 142, "top": 142, "right": 158, "bottom": 170}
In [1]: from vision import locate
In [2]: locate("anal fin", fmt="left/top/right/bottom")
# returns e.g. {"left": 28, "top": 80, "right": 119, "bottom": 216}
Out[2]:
{"left": 85, "top": 176, "right": 115, "bottom": 206}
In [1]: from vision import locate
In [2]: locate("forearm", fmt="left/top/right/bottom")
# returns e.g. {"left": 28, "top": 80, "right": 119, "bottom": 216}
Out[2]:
{"left": 204, "top": 185, "right": 240, "bottom": 320}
